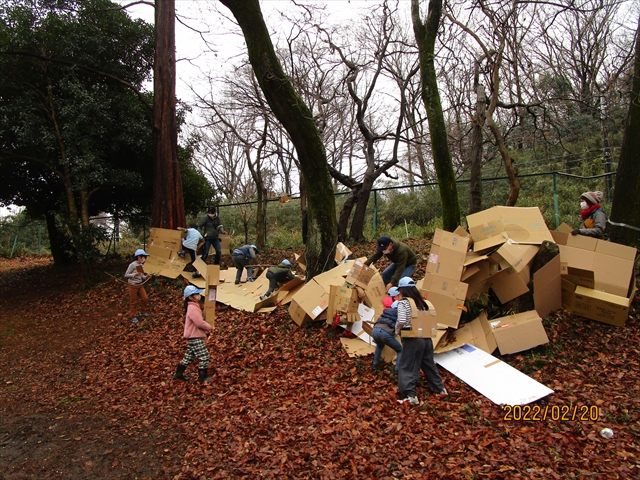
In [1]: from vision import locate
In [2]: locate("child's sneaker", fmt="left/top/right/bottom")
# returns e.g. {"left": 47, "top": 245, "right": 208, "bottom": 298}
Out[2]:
{"left": 177, "top": 250, "right": 185, "bottom": 258}
{"left": 247, "top": 277, "right": 254, "bottom": 282}
{"left": 437, "top": 388, "right": 448, "bottom": 396}
{"left": 397, "top": 396, "right": 420, "bottom": 406}
{"left": 260, "top": 294, "right": 267, "bottom": 301}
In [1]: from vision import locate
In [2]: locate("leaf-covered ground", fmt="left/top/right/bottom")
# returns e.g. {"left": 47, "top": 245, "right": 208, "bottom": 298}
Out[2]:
{"left": 1, "top": 242, "right": 639, "bottom": 479}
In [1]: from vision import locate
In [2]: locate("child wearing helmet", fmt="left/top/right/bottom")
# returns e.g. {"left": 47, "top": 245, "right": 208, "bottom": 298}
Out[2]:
{"left": 173, "top": 285, "right": 213, "bottom": 383}
{"left": 124, "top": 249, "right": 151, "bottom": 323}
{"left": 394, "top": 277, "right": 447, "bottom": 405}
{"left": 231, "top": 244, "right": 260, "bottom": 284}
{"left": 260, "top": 259, "right": 295, "bottom": 300}
{"left": 177, "top": 224, "right": 204, "bottom": 277}
{"left": 371, "top": 289, "right": 402, "bottom": 374}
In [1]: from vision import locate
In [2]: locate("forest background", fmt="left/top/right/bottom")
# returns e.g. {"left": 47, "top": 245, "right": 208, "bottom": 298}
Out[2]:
{"left": 1, "top": 0, "right": 639, "bottom": 260}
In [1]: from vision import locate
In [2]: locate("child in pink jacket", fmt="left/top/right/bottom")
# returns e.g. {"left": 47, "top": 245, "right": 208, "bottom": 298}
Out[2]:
{"left": 173, "top": 285, "right": 213, "bottom": 383}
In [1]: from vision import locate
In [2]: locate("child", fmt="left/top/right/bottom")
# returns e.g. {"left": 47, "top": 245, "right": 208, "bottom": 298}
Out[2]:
{"left": 260, "top": 259, "right": 295, "bottom": 300}
{"left": 232, "top": 244, "right": 259, "bottom": 284}
{"left": 371, "top": 289, "right": 402, "bottom": 374}
{"left": 173, "top": 285, "right": 213, "bottom": 383}
{"left": 124, "top": 249, "right": 151, "bottom": 324}
{"left": 394, "top": 277, "right": 447, "bottom": 405}
{"left": 177, "top": 224, "right": 204, "bottom": 278}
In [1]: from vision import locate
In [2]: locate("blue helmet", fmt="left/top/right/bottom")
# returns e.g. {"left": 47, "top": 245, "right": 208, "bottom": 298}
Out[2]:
{"left": 398, "top": 277, "right": 416, "bottom": 288}
{"left": 184, "top": 285, "right": 204, "bottom": 298}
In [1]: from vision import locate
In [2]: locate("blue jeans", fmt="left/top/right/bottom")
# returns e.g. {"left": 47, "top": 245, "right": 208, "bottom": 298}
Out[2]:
{"left": 202, "top": 237, "right": 221, "bottom": 264}
{"left": 372, "top": 327, "right": 402, "bottom": 373}
{"left": 382, "top": 263, "right": 417, "bottom": 286}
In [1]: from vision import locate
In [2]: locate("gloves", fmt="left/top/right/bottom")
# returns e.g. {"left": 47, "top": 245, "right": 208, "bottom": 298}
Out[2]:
{"left": 571, "top": 229, "right": 580, "bottom": 236}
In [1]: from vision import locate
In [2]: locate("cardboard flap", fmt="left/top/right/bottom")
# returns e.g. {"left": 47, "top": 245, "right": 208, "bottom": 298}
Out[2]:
{"left": 532, "top": 255, "right": 562, "bottom": 318}
{"left": 489, "top": 310, "right": 549, "bottom": 355}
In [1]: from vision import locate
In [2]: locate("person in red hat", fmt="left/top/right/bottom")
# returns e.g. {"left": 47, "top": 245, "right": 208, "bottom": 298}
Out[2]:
{"left": 572, "top": 191, "right": 607, "bottom": 239}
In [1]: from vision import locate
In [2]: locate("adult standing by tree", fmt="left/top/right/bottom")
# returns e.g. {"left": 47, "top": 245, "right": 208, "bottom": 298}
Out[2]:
{"left": 198, "top": 207, "right": 226, "bottom": 265}
{"left": 364, "top": 236, "right": 418, "bottom": 292}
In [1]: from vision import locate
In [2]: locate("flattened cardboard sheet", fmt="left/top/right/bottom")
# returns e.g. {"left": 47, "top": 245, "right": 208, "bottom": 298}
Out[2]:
{"left": 435, "top": 344, "right": 554, "bottom": 405}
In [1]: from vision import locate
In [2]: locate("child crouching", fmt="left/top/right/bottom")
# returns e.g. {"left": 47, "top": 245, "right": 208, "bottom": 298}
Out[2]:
{"left": 173, "top": 285, "right": 213, "bottom": 383}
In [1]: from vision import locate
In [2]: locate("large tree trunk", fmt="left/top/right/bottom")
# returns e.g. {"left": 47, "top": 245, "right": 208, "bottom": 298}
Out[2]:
{"left": 609, "top": 17, "right": 640, "bottom": 247}
{"left": 44, "top": 211, "right": 71, "bottom": 266}
{"left": 220, "top": 0, "right": 337, "bottom": 278}
{"left": 411, "top": 0, "right": 461, "bottom": 232}
{"left": 349, "top": 176, "right": 375, "bottom": 243}
{"left": 152, "top": 0, "right": 185, "bottom": 230}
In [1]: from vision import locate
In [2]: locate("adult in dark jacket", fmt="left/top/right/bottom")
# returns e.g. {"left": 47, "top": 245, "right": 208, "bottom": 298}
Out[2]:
{"left": 260, "top": 260, "right": 296, "bottom": 300}
{"left": 364, "top": 236, "right": 418, "bottom": 291}
{"left": 572, "top": 190, "right": 607, "bottom": 239}
{"left": 232, "top": 245, "right": 259, "bottom": 284}
{"left": 198, "top": 207, "right": 227, "bottom": 264}
{"left": 372, "top": 288, "right": 402, "bottom": 374}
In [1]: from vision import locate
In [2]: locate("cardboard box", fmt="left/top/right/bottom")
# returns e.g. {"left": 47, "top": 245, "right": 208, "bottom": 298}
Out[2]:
{"left": 488, "top": 266, "right": 530, "bottom": 304}
{"left": 148, "top": 227, "right": 183, "bottom": 252}
{"left": 532, "top": 255, "right": 562, "bottom": 318}
{"left": 554, "top": 230, "right": 637, "bottom": 297}
{"left": 434, "top": 312, "right": 497, "bottom": 354}
{"left": 493, "top": 241, "right": 539, "bottom": 273}
{"left": 219, "top": 234, "right": 231, "bottom": 255}
{"left": 288, "top": 279, "right": 329, "bottom": 327}
{"left": 400, "top": 299, "right": 438, "bottom": 338}
{"left": 335, "top": 243, "right": 352, "bottom": 263}
{"left": 426, "top": 229, "right": 469, "bottom": 280}
{"left": 204, "top": 265, "right": 220, "bottom": 327}
{"left": 421, "top": 274, "right": 468, "bottom": 329}
{"left": 327, "top": 285, "right": 360, "bottom": 325}
{"left": 467, "top": 206, "right": 554, "bottom": 252}
{"left": 345, "top": 260, "right": 376, "bottom": 289}
{"left": 562, "top": 278, "right": 636, "bottom": 327}
{"left": 487, "top": 310, "right": 549, "bottom": 355}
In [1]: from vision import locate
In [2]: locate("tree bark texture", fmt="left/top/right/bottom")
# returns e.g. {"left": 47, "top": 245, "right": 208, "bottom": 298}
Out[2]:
{"left": 152, "top": 0, "right": 186, "bottom": 230}
{"left": 411, "top": 0, "right": 461, "bottom": 231}
{"left": 220, "top": 0, "right": 338, "bottom": 278}
{"left": 469, "top": 82, "right": 485, "bottom": 214}
{"left": 609, "top": 17, "right": 640, "bottom": 247}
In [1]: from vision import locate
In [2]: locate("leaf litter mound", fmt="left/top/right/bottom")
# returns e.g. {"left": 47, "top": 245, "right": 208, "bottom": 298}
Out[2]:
{"left": 0, "top": 245, "right": 639, "bottom": 479}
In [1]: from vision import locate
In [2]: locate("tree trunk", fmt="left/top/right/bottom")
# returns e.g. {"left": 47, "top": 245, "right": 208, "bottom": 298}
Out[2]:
{"left": 220, "top": 0, "right": 337, "bottom": 278}
{"left": 609, "top": 17, "right": 640, "bottom": 247}
{"left": 469, "top": 81, "right": 485, "bottom": 214}
{"left": 152, "top": 0, "right": 186, "bottom": 230}
{"left": 338, "top": 187, "right": 360, "bottom": 243}
{"left": 349, "top": 176, "right": 375, "bottom": 243}
{"left": 411, "top": 0, "right": 461, "bottom": 232}
{"left": 44, "top": 211, "right": 71, "bottom": 266}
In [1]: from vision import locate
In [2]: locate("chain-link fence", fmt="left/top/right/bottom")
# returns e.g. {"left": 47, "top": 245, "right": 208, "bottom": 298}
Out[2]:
{"left": 0, "top": 171, "right": 621, "bottom": 257}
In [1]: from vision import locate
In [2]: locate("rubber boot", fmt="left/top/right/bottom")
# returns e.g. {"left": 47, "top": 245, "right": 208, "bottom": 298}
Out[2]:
{"left": 198, "top": 368, "right": 212, "bottom": 383}
{"left": 173, "top": 363, "right": 189, "bottom": 381}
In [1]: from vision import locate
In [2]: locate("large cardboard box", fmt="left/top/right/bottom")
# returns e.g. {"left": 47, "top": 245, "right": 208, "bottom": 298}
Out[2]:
{"left": 487, "top": 310, "right": 549, "bottom": 355}
{"left": 467, "top": 206, "right": 553, "bottom": 252}
{"left": 421, "top": 273, "right": 468, "bottom": 329}
{"left": 553, "top": 230, "right": 636, "bottom": 298}
{"left": 288, "top": 279, "right": 329, "bottom": 327}
{"left": 426, "top": 229, "right": 469, "bottom": 280}
{"left": 562, "top": 278, "right": 636, "bottom": 327}
{"left": 148, "top": 227, "right": 183, "bottom": 252}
